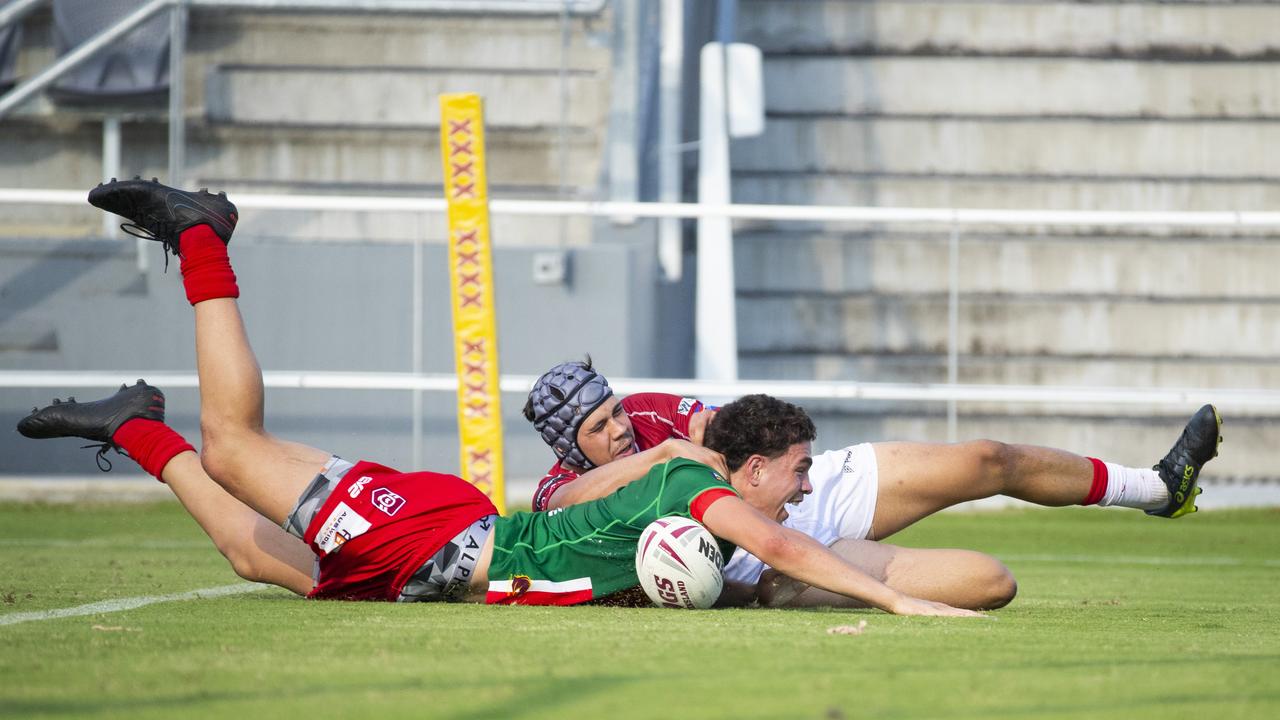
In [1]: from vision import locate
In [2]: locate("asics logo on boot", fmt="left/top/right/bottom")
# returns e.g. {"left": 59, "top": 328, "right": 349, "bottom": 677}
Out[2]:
{"left": 1175, "top": 465, "right": 1194, "bottom": 502}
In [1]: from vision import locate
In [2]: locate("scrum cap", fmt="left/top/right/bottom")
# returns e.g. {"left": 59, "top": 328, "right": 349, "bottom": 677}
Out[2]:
{"left": 528, "top": 361, "right": 614, "bottom": 469}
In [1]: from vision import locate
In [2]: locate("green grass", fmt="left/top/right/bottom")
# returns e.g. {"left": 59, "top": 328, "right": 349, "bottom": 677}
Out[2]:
{"left": 2, "top": 502, "right": 1278, "bottom": 719}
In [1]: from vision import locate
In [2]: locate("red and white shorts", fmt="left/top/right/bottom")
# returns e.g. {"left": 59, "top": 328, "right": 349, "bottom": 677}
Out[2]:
{"left": 283, "top": 456, "right": 497, "bottom": 602}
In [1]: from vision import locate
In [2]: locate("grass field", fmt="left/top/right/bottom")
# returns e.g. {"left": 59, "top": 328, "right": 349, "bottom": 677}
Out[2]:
{"left": 1, "top": 502, "right": 1277, "bottom": 719}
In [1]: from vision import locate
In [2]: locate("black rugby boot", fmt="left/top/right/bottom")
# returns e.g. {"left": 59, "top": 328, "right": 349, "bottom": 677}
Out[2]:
{"left": 1147, "top": 404, "right": 1223, "bottom": 518}
{"left": 88, "top": 177, "right": 237, "bottom": 259}
{"left": 18, "top": 381, "right": 166, "bottom": 470}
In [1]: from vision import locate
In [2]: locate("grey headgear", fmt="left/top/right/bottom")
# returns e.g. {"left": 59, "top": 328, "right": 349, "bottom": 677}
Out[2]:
{"left": 529, "top": 361, "right": 614, "bottom": 469}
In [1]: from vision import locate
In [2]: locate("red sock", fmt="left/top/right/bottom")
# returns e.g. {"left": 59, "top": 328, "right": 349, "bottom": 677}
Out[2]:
{"left": 1081, "top": 457, "right": 1108, "bottom": 506}
{"left": 112, "top": 418, "right": 196, "bottom": 482}
{"left": 179, "top": 224, "right": 239, "bottom": 305}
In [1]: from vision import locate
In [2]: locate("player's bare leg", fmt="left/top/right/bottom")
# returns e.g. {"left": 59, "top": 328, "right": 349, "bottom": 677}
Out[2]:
{"left": 161, "top": 451, "right": 315, "bottom": 595}
{"left": 17, "top": 382, "right": 314, "bottom": 594}
{"left": 191, "top": 296, "right": 331, "bottom": 524}
{"left": 757, "top": 539, "right": 1016, "bottom": 611}
{"left": 869, "top": 407, "right": 1222, "bottom": 540}
{"left": 88, "top": 179, "right": 329, "bottom": 525}
{"left": 869, "top": 440, "right": 1092, "bottom": 539}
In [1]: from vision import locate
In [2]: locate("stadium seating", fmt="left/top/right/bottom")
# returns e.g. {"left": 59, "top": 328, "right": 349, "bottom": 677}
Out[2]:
{"left": 48, "top": 0, "right": 170, "bottom": 103}
{"left": 0, "top": 0, "right": 20, "bottom": 94}
{"left": 729, "top": 0, "right": 1280, "bottom": 486}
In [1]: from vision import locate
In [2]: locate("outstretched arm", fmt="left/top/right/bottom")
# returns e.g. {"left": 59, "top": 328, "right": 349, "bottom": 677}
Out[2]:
{"left": 545, "top": 440, "right": 730, "bottom": 510}
{"left": 700, "top": 496, "right": 984, "bottom": 617}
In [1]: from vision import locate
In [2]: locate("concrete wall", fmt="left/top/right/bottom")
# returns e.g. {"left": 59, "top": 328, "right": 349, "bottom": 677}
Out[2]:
{"left": 0, "top": 227, "right": 693, "bottom": 491}
{"left": 731, "top": 0, "right": 1280, "bottom": 487}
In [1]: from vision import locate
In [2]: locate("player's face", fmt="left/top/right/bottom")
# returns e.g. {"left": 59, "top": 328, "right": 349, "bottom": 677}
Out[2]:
{"left": 747, "top": 441, "right": 813, "bottom": 523}
{"left": 576, "top": 396, "right": 636, "bottom": 467}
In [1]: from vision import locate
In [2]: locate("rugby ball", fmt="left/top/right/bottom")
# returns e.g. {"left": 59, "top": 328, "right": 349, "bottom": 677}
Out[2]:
{"left": 635, "top": 516, "right": 724, "bottom": 609}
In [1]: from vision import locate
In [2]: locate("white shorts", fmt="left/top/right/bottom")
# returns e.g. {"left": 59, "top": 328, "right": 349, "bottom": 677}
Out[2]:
{"left": 722, "top": 442, "right": 879, "bottom": 585}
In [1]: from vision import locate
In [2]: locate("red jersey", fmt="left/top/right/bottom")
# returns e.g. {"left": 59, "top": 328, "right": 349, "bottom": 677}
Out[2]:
{"left": 303, "top": 460, "right": 497, "bottom": 601}
{"left": 531, "top": 392, "right": 709, "bottom": 511}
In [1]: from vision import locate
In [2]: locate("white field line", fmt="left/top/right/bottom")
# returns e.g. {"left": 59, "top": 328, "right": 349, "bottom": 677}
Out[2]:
{"left": 1002, "top": 553, "right": 1280, "bottom": 568}
{"left": 0, "top": 582, "right": 268, "bottom": 627}
{"left": 0, "top": 538, "right": 210, "bottom": 549}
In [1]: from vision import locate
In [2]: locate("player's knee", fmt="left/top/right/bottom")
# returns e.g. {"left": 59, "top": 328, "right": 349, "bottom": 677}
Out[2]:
{"left": 217, "top": 538, "right": 268, "bottom": 583}
{"left": 978, "top": 559, "right": 1018, "bottom": 610}
{"left": 199, "top": 432, "right": 233, "bottom": 483}
{"left": 967, "top": 440, "right": 1016, "bottom": 490}
{"left": 199, "top": 426, "right": 254, "bottom": 487}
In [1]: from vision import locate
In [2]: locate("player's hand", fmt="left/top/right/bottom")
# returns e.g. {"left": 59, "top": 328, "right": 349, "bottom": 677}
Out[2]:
{"left": 688, "top": 408, "right": 718, "bottom": 447}
{"left": 660, "top": 439, "right": 729, "bottom": 479}
{"left": 889, "top": 596, "right": 988, "bottom": 618}
{"left": 755, "top": 568, "right": 809, "bottom": 608}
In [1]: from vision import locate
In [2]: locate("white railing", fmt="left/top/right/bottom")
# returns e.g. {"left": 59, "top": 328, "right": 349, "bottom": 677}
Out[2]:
{"left": 6, "top": 189, "right": 1280, "bottom": 228}
{"left": 2, "top": 371, "right": 1277, "bottom": 410}
{"left": 3, "top": 189, "right": 1280, "bottom": 461}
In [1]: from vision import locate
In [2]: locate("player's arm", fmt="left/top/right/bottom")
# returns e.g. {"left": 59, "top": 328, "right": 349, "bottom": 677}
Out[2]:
{"left": 545, "top": 440, "right": 729, "bottom": 511}
{"left": 700, "top": 496, "right": 984, "bottom": 617}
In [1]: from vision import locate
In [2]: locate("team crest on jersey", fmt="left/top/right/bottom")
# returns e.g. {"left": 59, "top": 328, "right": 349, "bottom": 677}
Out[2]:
{"left": 371, "top": 488, "right": 406, "bottom": 516}
{"left": 677, "top": 397, "right": 696, "bottom": 415}
{"left": 314, "top": 502, "right": 372, "bottom": 555}
{"left": 507, "top": 575, "right": 532, "bottom": 599}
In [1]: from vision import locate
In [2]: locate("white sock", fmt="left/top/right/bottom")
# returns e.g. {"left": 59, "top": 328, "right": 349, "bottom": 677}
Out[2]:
{"left": 1098, "top": 462, "right": 1168, "bottom": 510}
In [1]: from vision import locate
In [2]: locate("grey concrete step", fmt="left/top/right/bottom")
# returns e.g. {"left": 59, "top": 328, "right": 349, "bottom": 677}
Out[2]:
{"left": 740, "top": 0, "right": 1280, "bottom": 58}
{"left": 206, "top": 65, "right": 607, "bottom": 130}
{"left": 740, "top": 354, "right": 1280, "bottom": 392}
{"left": 731, "top": 173, "right": 1280, "bottom": 212}
{"left": 733, "top": 231, "right": 1280, "bottom": 297}
{"left": 762, "top": 57, "right": 1280, "bottom": 118}
{"left": 0, "top": 118, "right": 597, "bottom": 246}
{"left": 735, "top": 117, "right": 1280, "bottom": 179}
{"left": 189, "top": 11, "right": 611, "bottom": 73}
{"left": 736, "top": 294, "right": 1280, "bottom": 358}
{"left": 195, "top": 123, "right": 599, "bottom": 191}
{"left": 2, "top": 117, "right": 598, "bottom": 190}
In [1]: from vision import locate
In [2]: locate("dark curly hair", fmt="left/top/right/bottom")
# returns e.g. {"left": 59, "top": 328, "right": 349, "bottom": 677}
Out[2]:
{"left": 703, "top": 394, "right": 816, "bottom": 471}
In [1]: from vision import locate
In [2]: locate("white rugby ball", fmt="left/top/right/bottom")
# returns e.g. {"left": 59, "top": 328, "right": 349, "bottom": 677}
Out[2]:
{"left": 635, "top": 516, "right": 724, "bottom": 609}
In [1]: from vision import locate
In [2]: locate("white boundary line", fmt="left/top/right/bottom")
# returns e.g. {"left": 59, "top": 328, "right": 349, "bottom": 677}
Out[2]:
{"left": 0, "top": 538, "right": 210, "bottom": 549}
{"left": 0, "top": 582, "right": 268, "bottom": 627}
{"left": 1000, "top": 553, "right": 1280, "bottom": 568}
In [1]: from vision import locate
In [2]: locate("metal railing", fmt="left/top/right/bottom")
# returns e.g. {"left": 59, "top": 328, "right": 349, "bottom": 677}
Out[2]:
{"left": 3, "top": 190, "right": 1280, "bottom": 408}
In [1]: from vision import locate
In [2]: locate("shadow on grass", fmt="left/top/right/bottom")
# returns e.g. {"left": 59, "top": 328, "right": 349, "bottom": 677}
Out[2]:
{"left": 0, "top": 671, "right": 638, "bottom": 719}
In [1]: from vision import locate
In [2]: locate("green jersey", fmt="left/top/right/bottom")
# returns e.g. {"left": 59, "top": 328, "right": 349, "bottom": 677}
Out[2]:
{"left": 486, "top": 458, "right": 739, "bottom": 605}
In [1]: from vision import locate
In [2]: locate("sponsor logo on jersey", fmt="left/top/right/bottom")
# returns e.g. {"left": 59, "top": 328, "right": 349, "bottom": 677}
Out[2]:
{"left": 842, "top": 450, "right": 854, "bottom": 475}
{"left": 314, "top": 502, "right": 372, "bottom": 555}
{"left": 547, "top": 507, "right": 563, "bottom": 517}
{"left": 677, "top": 397, "right": 696, "bottom": 416}
{"left": 371, "top": 488, "right": 406, "bottom": 516}
{"left": 347, "top": 476, "right": 372, "bottom": 499}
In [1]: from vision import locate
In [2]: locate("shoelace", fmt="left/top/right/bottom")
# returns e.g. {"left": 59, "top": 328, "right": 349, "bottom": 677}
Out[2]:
{"left": 80, "top": 442, "right": 125, "bottom": 472}
{"left": 119, "top": 222, "right": 180, "bottom": 272}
